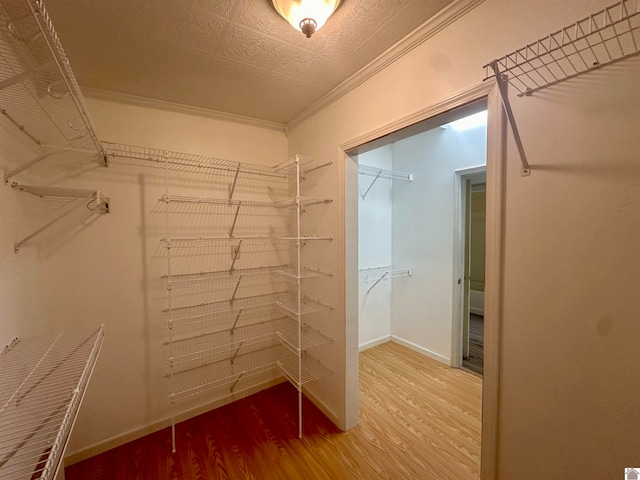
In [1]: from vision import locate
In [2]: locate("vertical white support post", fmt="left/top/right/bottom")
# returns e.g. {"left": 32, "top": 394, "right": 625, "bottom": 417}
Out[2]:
{"left": 295, "top": 155, "right": 303, "bottom": 439}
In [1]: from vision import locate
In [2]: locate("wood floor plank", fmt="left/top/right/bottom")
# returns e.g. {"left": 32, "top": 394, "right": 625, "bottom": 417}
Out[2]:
{"left": 66, "top": 342, "right": 481, "bottom": 479}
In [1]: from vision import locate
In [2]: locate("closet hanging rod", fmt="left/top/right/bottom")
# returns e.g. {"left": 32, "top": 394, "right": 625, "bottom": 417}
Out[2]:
{"left": 483, "top": 0, "right": 640, "bottom": 96}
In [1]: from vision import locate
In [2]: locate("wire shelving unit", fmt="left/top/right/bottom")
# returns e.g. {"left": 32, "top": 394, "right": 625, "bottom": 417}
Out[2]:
{"left": 162, "top": 153, "right": 333, "bottom": 451}
{"left": 0, "top": 325, "right": 104, "bottom": 480}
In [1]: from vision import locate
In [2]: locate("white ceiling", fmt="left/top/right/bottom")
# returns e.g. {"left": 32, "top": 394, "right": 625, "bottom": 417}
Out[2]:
{"left": 46, "top": 0, "right": 455, "bottom": 124}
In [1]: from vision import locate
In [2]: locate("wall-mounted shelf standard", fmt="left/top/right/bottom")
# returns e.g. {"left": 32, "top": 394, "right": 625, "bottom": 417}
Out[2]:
{"left": 0, "top": 325, "right": 104, "bottom": 480}
{"left": 358, "top": 164, "right": 413, "bottom": 199}
{"left": 359, "top": 266, "right": 412, "bottom": 293}
{"left": 0, "top": 0, "right": 106, "bottom": 182}
{"left": 483, "top": 0, "right": 640, "bottom": 177}
{"left": 11, "top": 182, "right": 110, "bottom": 253}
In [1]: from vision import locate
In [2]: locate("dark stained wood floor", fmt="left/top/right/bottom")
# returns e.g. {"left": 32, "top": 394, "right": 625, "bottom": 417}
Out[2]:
{"left": 66, "top": 342, "right": 481, "bottom": 480}
{"left": 462, "top": 314, "right": 484, "bottom": 376}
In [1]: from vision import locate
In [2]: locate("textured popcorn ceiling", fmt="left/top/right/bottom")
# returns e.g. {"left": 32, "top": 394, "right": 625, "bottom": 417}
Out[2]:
{"left": 46, "top": 0, "right": 454, "bottom": 124}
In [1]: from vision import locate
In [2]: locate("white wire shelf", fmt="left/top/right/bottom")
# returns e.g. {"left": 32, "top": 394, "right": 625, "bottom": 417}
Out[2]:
{"left": 273, "top": 267, "right": 333, "bottom": 280}
{"left": 274, "top": 295, "right": 333, "bottom": 320}
{"left": 358, "top": 164, "right": 413, "bottom": 181}
{"left": 483, "top": 0, "right": 640, "bottom": 96}
{"left": 161, "top": 194, "right": 331, "bottom": 209}
{"left": 0, "top": 0, "right": 105, "bottom": 182}
{"left": 169, "top": 344, "right": 289, "bottom": 402}
{"left": 277, "top": 352, "right": 331, "bottom": 389}
{"left": 104, "top": 141, "right": 288, "bottom": 180}
{"left": 358, "top": 164, "right": 413, "bottom": 199}
{"left": 271, "top": 154, "right": 332, "bottom": 176}
{"left": 0, "top": 325, "right": 104, "bottom": 480}
{"left": 359, "top": 266, "right": 412, "bottom": 293}
{"left": 276, "top": 323, "right": 332, "bottom": 355}
{"left": 161, "top": 236, "right": 332, "bottom": 247}
{"left": 166, "top": 293, "right": 287, "bottom": 328}
{"left": 161, "top": 264, "right": 288, "bottom": 290}
{"left": 168, "top": 318, "right": 289, "bottom": 369}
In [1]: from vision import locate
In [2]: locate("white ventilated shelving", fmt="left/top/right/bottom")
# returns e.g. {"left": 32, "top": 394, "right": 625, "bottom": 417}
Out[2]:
{"left": 482, "top": 0, "right": 640, "bottom": 176}
{"left": 0, "top": 325, "right": 104, "bottom": 480}
{"left": 0, "top": 0, "right": 106, "bottom": 182}
{"left": 1, "top": 0, "right": 111, "bottom": 254}
{"left": 162, "top": 153, "right": 333, "bottom": 451}
{"left": 358, "top": 164, "right": 412, "bottom": 199}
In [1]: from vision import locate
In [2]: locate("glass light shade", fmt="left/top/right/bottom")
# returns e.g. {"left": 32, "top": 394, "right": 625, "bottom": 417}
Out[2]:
{"left": 271, "top": 0, "right": 342, "bottom": 37}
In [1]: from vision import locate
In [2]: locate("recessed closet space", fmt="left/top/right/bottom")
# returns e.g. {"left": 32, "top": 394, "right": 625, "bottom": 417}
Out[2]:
{"left": 357, "top": 102, "right": 488, "bottom": 369}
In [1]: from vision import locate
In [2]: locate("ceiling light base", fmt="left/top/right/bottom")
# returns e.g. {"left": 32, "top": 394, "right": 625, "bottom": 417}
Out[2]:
{"left": 299, "top": 18, "right": 317, "bottom": 38}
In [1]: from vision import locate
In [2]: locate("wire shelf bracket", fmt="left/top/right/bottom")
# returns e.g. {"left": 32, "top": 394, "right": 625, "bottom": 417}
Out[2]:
{"left": 11, "top": 183, "right": 110, "bottom": 253}
{"left": 483, "top": 0, "right": 640, "bottom": 176}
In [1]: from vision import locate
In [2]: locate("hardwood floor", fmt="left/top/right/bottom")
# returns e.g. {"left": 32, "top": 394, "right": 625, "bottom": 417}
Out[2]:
{"left": 462, "top": 314, "right": 484, "bottom": 376}
{"left": 66, "top": 342, "right": 482, "bottom": 480}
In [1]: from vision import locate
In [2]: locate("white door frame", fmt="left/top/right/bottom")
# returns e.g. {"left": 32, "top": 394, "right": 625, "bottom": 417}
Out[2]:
{"left": 339, "top": 80, "right": 505, "bottom": 480}
{"left": 452, "top": 165, "right": 487, "bottom": 369}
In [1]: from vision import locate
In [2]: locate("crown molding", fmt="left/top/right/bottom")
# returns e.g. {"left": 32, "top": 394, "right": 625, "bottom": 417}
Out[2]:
{"left": 286, "top": 0, "right": 485, "bottom": 129}
{"left": 81, "top": 86, "right": 288, "bottom": 133}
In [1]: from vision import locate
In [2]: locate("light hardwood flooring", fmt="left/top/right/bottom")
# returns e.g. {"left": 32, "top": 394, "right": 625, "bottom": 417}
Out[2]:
{"left": 66, "top": 342, "right": 482, "bottom": 479}
{"left": 462, "top": 314, "right": 484, "bottom": 376}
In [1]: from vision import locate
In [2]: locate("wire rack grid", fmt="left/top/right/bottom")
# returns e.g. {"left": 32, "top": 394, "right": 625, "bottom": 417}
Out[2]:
{"left": 0, "top": 325, "right": 104, "bottom": 480}
{"left": 483, "top": 0, "right": 640, "bottom": 96}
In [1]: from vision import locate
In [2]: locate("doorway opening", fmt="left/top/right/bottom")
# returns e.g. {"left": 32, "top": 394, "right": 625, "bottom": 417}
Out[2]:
{"left": 347, "top": 99, "right": 488, "bottom": 477}
{"left": 455, "top": 167, "right": 487, "bottom": 377}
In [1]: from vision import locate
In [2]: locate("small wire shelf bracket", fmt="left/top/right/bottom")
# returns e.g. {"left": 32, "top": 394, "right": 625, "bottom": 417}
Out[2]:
{"left": 358, "top": 165, "right": 413, "bottom": 199}
{"left": 0, "top": 0, "right": 107, "bottom": 182}
{"left": 483, "top": 0, "right": 640, "bottom": 176}
{"left": 11, "top": 183, "right": 110, "bottom": 253}
{"left": 0, "top": 325, "right": 104, "bottom": 480}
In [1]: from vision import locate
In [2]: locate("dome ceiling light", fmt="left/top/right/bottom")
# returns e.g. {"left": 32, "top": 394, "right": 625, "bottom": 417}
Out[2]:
{"left": 270, "top": 0, "right": 343, "bottom": 38}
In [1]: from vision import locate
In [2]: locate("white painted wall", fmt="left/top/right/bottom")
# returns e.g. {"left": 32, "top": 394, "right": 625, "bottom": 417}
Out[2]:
{"left": 391, "top": 125, "right": 486, "bottom": 363}
{"left": 287, "top": 0, "right": 640, "bottom": 476}
{"left": 357, "top": 146, "right": 393, "bottom": 349}
{"left": 0, "top": 115, "right": 50, "bottom": 347}
{"left": 5, "top": 97, "right": 288, "bottom": 460}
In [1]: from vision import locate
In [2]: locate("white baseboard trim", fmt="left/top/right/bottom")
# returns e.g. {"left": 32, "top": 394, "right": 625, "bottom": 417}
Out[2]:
{"left": 64, "top": 377, "right": 286, "bottom": 466}
{"left": 391, "top": 336, "right": 450, "bottom": 365}
{"left": 359, "top": 335, "right": 392, "bottom": 352}
{"left": 302, "top": 388, "right": 340, "bottom": 429}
